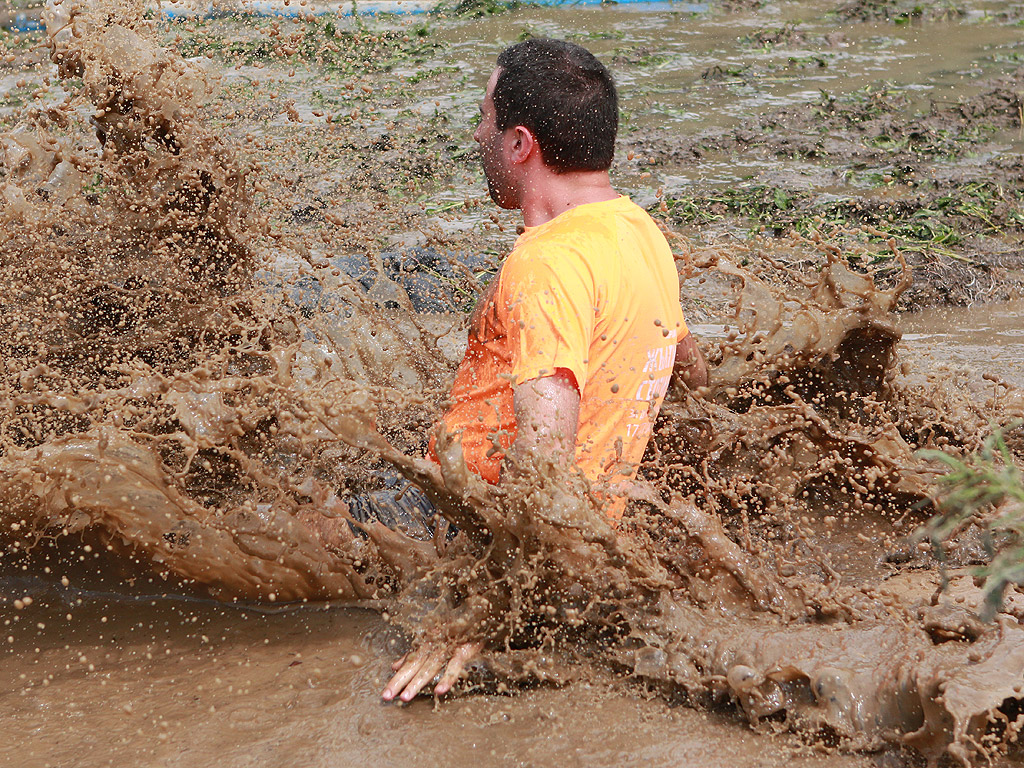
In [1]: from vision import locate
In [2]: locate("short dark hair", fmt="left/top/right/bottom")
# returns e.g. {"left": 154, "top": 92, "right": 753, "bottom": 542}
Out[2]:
{"left": 494, "top": 38, "right": 617, "bottom": 173}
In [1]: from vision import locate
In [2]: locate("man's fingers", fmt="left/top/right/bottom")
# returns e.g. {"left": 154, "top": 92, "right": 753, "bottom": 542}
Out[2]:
{"left": 381, "top": 650, "right": 428, "bottom": 702}
{"left": 434, "top": 641, "right": 483, "bottom": 696}
{"left": 383, "top": 642, "right": 484, "bottom": 702}
{"left": 400, "top": 648, "right": 447, "bottom": 702}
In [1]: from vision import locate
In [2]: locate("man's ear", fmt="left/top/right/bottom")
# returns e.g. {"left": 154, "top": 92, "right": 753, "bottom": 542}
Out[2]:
{"left": 509, "top": 125, "right": 536, "bottom": 164}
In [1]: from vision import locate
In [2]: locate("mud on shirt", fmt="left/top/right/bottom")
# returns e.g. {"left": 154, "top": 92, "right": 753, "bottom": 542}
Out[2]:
{"left": 432, "top": 196, "right": 688, "bottom": 520}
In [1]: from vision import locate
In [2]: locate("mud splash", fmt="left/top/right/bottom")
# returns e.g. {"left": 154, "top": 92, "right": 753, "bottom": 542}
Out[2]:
{"left": 1, "top": 2, "right": 1024, "bottom": 765}
{"left": 1, "top": 0, "right": 444, "bottom": 601}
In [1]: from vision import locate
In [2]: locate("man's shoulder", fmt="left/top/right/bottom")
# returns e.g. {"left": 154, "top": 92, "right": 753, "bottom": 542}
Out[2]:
{"left": 498, "top": 224, "right": 599, "bottom": 302}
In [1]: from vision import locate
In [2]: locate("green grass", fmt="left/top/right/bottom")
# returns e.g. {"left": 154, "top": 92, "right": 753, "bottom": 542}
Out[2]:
{"left": 658, "top": 180, "right": 1024, "bottom": 262}
{"left": 786, "top": 53, "right": 831, "bottom": 69}
{"left": 918, "top": 427, "right": 1024, "bottom": 620}
{"left": 169, "top": 18, "right": 441, "bottom": 76}
{"left": 434, "top": 0, "right": 530, "bottom": 16}
{"left": 568, "top": 29, "right": 625, "bottom": 41}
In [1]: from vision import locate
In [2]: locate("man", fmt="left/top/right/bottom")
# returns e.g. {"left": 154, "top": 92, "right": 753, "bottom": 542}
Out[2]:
{"left": 379, "top": 38, "right": 707, "bottom": 702}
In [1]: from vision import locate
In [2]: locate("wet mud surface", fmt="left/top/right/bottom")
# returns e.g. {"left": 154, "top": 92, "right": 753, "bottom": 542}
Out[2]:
{"left": 1, "top": 592, "right": 890, "bottom": 768}
{"left": 1, "top": 0, "right": 1024, "bottom": 766}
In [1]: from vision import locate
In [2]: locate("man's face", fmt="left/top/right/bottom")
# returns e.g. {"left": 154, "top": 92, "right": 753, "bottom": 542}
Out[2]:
{"left": 473, "top": 67, "right": 518, "bottom": 210}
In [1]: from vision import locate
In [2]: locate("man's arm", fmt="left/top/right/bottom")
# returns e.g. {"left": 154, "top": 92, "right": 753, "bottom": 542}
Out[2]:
{"left": 672, "top": 332, "right": 708, "bottom": 391}
{"left": 503, "top": 369, "right": 580, "bottom": 478}
{"left": 382, "top": 370, "right": 580, "bottom": 702}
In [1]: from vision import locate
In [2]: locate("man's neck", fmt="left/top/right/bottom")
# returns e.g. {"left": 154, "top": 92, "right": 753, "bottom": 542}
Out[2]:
{"left": 518, "top": 169, "right": 619, "bottom": 229}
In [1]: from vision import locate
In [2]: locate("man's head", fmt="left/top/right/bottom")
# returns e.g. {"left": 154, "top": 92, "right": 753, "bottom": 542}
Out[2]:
{"left": 493, "top": 38, "right": 618, "bottom": 172}
{"left": 474, "top": 39, "right": 618, "bottom": 208}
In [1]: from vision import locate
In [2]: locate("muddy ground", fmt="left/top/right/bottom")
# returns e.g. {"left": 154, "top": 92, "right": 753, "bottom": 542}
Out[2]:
{"left": 4, "top": 0, "right": 1020, "bottom": 310}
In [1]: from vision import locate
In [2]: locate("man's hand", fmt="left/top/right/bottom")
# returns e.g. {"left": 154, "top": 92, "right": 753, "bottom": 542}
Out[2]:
{"left": 382, "top": 640, "right": 484, "bottom": 702}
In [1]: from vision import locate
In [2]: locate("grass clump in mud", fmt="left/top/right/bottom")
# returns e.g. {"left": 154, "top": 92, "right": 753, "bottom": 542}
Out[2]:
{"left": 921, "top": 426, "right": 1024, "bottom": 620}
{"left": 737, "top": 22, "right": 805, "bottom": 51}
{"left": 169, "top": 17, "right": 440, "bottom": 75}
{"left": 813, "top": 83, "right": 909, "bottom": 125}
{"left": 433, "top": 0, "right": 530, "bottom": 17}
{"left": 835, "top": 0, "right": 965, "bottom": 23}
{"left": 611, "top": 45, "right": 674, "bottom": 69}
{"left": 809, "top": 83, "right": 1004, "bottom": 156}
{"left": 695, "top": 78, "right": 1024, "bottom": 165}
{"left": 660, "top": 180, "right": 1024, "bottom": 261}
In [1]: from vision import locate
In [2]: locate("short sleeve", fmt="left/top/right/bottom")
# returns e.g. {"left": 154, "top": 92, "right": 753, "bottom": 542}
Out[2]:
{"left": 500, "top": 246, "right": 595, "bottom": 392}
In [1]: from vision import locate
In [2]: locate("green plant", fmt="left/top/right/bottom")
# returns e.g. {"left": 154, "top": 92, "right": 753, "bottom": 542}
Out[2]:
{"left": 433, "top": 0, "right": 528, "bottom": 17}
{"left": 167, "top": 18, "right": 441, "bottom": 76}
{"left": 919, "top": 426, "right": 1024, "bottom": 620}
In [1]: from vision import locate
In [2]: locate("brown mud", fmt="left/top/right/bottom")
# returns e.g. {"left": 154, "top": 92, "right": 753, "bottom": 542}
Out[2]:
{"left": 1, "top": 1, "right": 1024, "bottom": 766}
{"left": 632, "top": 77, "right": 1024, "bottom": 307}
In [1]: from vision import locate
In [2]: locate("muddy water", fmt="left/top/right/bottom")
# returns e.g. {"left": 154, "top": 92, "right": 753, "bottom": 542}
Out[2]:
{"left": 2, "top": 594, "right": 882, "bottom": 768}
{"left": 899, "top": 300, "right": 1024, "bottom": 387}
{"left": 2, "top": 0, "right": 1024, "bottom": 766}
{"left": 434, "top": 2, "right": 1024, "bottom": 193}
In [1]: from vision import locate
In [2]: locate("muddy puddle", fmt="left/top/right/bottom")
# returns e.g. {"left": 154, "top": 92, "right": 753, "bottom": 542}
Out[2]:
{"left": 2, "top": 593, "right": 885, "bottom": 768}
{"left": 899, "top": 300, "right": 1024, "bottom": 387}
{"left": 2, "top": 0, "right": 1024, "bottom": 766}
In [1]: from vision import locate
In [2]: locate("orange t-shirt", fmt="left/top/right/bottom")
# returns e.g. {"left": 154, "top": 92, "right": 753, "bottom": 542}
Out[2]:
{"left": 432, "top": 196, "right": 687, "bottom": 519}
